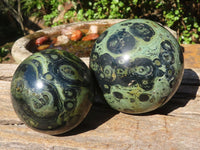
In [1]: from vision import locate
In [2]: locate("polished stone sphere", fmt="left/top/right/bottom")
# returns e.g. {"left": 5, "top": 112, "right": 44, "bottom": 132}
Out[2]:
{"left": 11, "top": 49, "right": 94, "bottom": 135}
{"left": 90, "top": 19, "right": 184, "bottom": 114}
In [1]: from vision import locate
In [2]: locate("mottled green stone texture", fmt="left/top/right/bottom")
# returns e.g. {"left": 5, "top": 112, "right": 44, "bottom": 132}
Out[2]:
{"left": 90, "top": 19, "right": 184, "bottom": 114}
{"left": 11, "top": 49, "right": 94, "bottom": 135}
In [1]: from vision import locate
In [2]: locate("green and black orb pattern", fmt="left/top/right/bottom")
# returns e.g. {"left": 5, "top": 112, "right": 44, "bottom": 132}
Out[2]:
{"left": 90, "top": 19, "right": 184, "bottom": 114}
{"left": 11, "top": 49, "right": 94, "bottom": 135}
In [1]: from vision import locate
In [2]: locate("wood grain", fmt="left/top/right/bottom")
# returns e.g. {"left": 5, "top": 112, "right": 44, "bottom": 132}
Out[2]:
{"left": 0, "top": 45, "right": 200, "bottom": 150}
{"left": 182, "top": 44, "right": 200, "bottom": 68}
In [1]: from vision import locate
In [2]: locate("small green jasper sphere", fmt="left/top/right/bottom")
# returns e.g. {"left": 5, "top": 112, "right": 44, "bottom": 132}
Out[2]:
{"left": 90, "top": 19, "right": 184, "bottom": 114}
{"left": 11, "top": 49, "right": 94, "bottom": 135}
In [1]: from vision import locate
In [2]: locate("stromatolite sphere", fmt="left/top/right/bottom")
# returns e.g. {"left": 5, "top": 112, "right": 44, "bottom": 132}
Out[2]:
{"left": 11, "top": 49, "right": 94, "bottom": 135}
{"left": 90, "top": 19, "right": 184, "bottom": 114}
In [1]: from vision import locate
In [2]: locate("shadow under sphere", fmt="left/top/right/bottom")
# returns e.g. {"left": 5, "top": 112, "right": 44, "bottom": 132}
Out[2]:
{"left": 59, "top": 69, "right": 199, "bottom": 135}
{"left": 153, "top": 68, "right": 200, "bottom": 115}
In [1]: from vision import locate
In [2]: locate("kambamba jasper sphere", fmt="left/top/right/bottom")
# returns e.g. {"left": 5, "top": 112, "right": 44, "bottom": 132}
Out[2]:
{"left": 11, "top": 49, "right": 94, "bottom": 135}
{"left": 90, "top": 19, "right": 184, "bottom": 114}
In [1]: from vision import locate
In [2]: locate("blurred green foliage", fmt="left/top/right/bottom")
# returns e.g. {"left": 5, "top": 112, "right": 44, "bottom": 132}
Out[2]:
{"left": 0, "top": 43, "right": 12, "bottom": 62}
{"left": 1, "top": 0, "right": 200, "bottom": 44}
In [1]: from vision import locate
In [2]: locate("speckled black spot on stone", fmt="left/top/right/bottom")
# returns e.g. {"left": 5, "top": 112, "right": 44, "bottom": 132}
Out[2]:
{"left": 179, "top": 47, "right": 184, "bottom": 64}
{"left": 169, "top": 78, "right": 176, "bottom": 88}
{"left": 126, "top": 58, "right": 156, "bottom": 90}
{"left": 129, "top": 58, "right": 155, "bottom": 79}
{"left": 130, "top": 98, "right": 135, "bottom": 103}
{"left": 96, "top": 30, "right": 108, "bottom": 44}
{"left": 51, "top": 60, "right": 86, "bottom": 86}
{"left": 153, "top": 59, "right": 162, "bottom": 67}
{"left": 139, "top": 81, "right": 154, "bottom": 91}
{"left": 113, "top": 92, "right": 123, "bottom": 99}
{"left": 64, "top": 101, "right": 75, "bottom": 111}
{"left": 166, "top": 66, "right": 175, "bottom": 80}
{"left": 15, "top": 80, "right": 24, "bottom": 93}
{"left": 139, "top": 94, "right": 149, "bottom": 102}
{"left": 90, "top": 52, "right": 99, "bottom": 61}
{"left": 159, "top": 51, "right": 175, "bottom": 65}
{"left": 98, "top": 53, "right": 115, "bottom": 66}
{"left": 64, "top": 88, "right": 78, "bottom": 98}
{"left": 161, "top": 40, "right": 174, "bottom": 51}
{"left": 99, "top": 83, "right": 111, "bottom": 94}
{"left": 107, "top": 30, "right": 136, "bottom": 54}
{"left": 120, "top": 21, "right": 133, "bottom": 26}
{"left": 130, "top": 23, "right": 155, "bottom": 41}
{"left": 157, "top": 69, "right": 165, "bottom": 77}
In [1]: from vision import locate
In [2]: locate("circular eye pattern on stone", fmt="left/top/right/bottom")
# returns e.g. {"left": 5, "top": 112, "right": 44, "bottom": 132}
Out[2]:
{"left": 130, "top": 22, "right": 155, "bottom": 41}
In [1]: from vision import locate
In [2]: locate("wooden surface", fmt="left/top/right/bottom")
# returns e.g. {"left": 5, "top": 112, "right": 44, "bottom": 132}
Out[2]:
{"left": 0, "top": 45, "right": 200, "bottom": 150}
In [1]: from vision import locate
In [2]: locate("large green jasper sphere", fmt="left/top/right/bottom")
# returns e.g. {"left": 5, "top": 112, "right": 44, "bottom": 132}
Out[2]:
{"left": 90, "top": 19, "right": 184, "bottom": 114}
{"left": 11, "top": 49, "right": 94, "bottom": 135}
